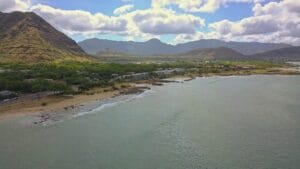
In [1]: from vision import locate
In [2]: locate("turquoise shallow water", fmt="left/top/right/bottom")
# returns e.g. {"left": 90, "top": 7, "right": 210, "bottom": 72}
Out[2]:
{"left": 0, "top": 75, "right": 300, "bottom": 169}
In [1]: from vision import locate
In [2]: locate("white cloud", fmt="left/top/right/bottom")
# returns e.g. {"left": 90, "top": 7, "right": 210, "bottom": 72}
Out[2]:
{"left": 30, "top": 4, "right": 128, "bottom": 34}
{"left": 209, "top": 0, "right": 300, "bottom": 45}
{"left": 129, "top": 8, "right": 205, "bottom": 35}
{"left": 253, "top": 0, "right": 300, "bottom": 16}
{"left": 0, "top": 0, "right": 205, "bottom": 41}
{"left": 151, "top": 0, "right": 262, "bottom": 13}
{"left": 0, "top": 0, "right": 30, "bottom": 12}
{"left": 174, "top": 32, "right": 205, "bottom": 44}
{"left": 113, "top": 4, "right": 134, "bottom": 15}
{"left": 209, "top": 15, "right": 279, "bottom": 36}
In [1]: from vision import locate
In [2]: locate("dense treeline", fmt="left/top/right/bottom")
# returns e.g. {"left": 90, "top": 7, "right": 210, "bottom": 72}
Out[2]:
{"left": 0, "top": 61, "right": 280, "bottom": 95}
{"left": 0, "top": 61, "right": 197, "bottom": 94}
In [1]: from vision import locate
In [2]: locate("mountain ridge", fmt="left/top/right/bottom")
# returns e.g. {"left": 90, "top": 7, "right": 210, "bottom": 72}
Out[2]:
{"left": 251, "top": 46, "right": 300, "bottom": 61}
{"left": 179, "top": 47, "right": 246, "bottom": 61}
{"left": 0, "top": 11, "right": 88, "bottom": 62}
{"left": 79, "top": 38, "right": 292, "bottom": 56}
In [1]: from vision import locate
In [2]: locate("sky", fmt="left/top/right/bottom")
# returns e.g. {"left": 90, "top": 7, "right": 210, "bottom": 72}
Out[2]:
{"left": 0, "top": 0, "right": 299, "bottom": 45}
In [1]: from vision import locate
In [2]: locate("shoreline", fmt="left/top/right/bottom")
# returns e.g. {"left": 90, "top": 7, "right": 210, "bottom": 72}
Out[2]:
{"left": 0, "top": 76, "right": 196, "bottom": 125}
{"left": 0, "top": 83, "right": 153, "bottom": 122}
{"left": 0, "top": 67, "right": 299, "bottom": 125}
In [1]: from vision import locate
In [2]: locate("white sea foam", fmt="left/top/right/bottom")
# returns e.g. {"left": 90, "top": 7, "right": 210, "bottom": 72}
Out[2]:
{"left": 130, "top": 89, "right": 155, "bottom": 99}
{"left": 73, "top": 89, "right": 155, "bottom": 118}
{"left": 73, "top": 102, "right": 120, "bottom": 118}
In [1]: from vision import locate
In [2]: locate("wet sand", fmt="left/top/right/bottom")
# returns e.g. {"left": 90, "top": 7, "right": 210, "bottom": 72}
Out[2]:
{"left": 0, "top": 84, "right": 152, "bottom": 120}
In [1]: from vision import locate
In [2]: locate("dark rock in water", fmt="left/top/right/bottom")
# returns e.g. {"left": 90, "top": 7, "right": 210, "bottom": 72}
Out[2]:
{"left": 0, "top": 90, "right": 17, "bottom": 100}
{"left": 120, "top": 87, "right": 150, "bottom": 95}
{"left": 152, "top": 82, "right": 164, "bottom": 86}
{"left": 157, "top": 79, "right": 179, "bottom": 83}
{"left": 33, "top": 114, "right": 52, "bottom": 125}
{"left": 184, "top": 77, "right": 195, "bottom": 81}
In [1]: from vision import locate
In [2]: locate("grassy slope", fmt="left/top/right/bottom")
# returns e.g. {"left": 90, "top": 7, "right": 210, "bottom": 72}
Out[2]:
{"left": 0, "top": 12, "right": 88, "bottom": 63}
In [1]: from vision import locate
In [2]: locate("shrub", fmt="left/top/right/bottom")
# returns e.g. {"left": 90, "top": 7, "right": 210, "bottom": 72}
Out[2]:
{"left": 41, "top": 102, "right": 48, "bottom": 106}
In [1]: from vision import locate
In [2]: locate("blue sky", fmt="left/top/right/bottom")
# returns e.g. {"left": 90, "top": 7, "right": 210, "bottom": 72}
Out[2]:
{"left": 37, "top": 0, "right": 255, "bottom": 42}
{"left": 38, "top": 0, "right": 277, "bottom": 20}
{"left": 1, "top": 0, "right": 299, "bottom": 45}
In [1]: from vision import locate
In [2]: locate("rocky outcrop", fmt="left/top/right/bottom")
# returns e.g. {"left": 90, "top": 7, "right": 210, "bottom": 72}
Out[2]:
{"left": 0, "top": 90, "right": 17, "bottom": 100}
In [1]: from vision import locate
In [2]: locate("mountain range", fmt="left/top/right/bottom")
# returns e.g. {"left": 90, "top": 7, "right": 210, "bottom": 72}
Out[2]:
{"left": 178, "top": 47, "right": 246, "bottom": 61}
{"left": 250, "top": 46, "right": 300, "bottom": 61}
{"left": 78, "top": 38, "right": 291, "bottom": 56}
{"left": 0, "top": 11, "right": 298, "bottom": 63}
{"left": 0, "top": 11, "right": 88, "bottom": 62}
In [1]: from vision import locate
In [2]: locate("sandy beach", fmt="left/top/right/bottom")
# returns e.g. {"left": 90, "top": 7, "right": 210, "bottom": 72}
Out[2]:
{"left": 0, "top": 82, "right": 153, "bottom": 121}
{"left": 0, "top": 76, "right": 196, "bottom": 124}
{"left": 0, "top": 89, "right": 118, "bottom": 122}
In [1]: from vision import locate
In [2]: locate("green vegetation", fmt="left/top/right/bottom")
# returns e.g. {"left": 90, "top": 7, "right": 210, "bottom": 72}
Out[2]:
{"left": 0, "top": 61, "right": 191, "bottom": 94}
{"left": 0, "top": 61, "right": 282, "bottom": 95}
{"left": 219, "top": 61, "right": 284, "bottom": 69}
{"left": 41, "top": 102, "right": 48, "bottom": 106}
